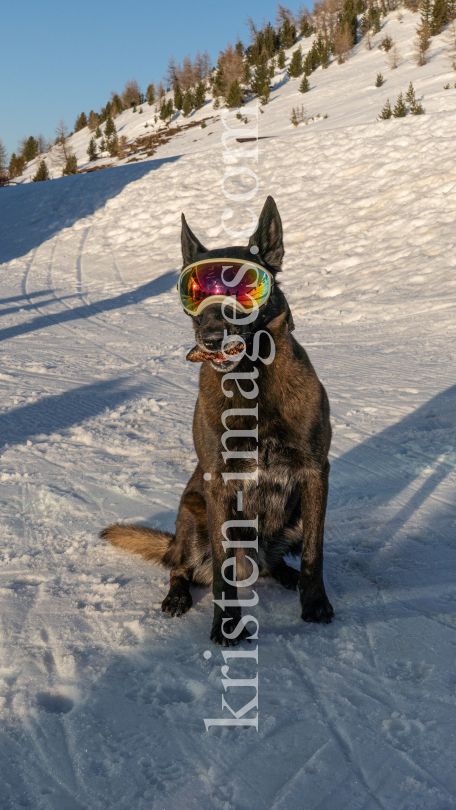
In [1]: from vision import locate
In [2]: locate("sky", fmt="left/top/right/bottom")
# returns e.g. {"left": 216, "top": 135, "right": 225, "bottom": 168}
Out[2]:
{"left": 0, "top": 0, "right": 306, "bottom": 160}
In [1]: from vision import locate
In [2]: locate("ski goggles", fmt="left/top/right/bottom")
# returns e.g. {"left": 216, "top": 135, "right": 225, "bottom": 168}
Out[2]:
{"left": 177, "top": 259, "right": 273, "bottom": 316}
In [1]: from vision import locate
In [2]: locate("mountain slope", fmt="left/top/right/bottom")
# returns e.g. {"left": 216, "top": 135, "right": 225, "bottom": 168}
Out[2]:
{"left": 0, "top": 10, "right": 456, "bottom": 810}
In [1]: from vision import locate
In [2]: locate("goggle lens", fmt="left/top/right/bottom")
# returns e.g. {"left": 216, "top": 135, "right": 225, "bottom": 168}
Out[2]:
{"left": 178, "top": 261, "right": 271, "bottom": 315}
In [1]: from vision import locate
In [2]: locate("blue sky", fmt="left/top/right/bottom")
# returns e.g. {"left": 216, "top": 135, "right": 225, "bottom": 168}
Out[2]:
{"left": 0, "top": 0, "right": 304, "bottom": 159}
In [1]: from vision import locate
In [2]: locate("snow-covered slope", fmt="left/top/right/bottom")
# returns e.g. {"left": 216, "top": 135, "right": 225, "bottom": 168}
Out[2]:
{"left": 1, "top": 10, "right": 456, "bottom": 810}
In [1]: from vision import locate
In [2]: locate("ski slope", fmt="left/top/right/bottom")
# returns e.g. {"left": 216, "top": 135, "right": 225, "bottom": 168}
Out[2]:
{"left": 1, "top": 9, "right": 456, "bottom": 809}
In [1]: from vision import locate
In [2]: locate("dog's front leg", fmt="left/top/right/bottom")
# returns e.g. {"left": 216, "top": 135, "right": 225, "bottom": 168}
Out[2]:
{"left": 299, "top": 462, "right": 334, "bottom": 624}
{"left": 205, "top": 485, "right": 253, "bottom": 647}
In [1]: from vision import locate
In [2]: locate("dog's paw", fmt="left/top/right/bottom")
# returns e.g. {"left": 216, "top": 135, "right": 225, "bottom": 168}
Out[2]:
{"left": 161, "top": 589, "right": 193, "bottom": 617}
{"left": 210, "top": 614, "right": 252, "bottom": 647}
{"left": 300, "top": 592, "right": 334, "bottom": 624}
{"left": 272, "top": 562, "right": 300, "bottom": 591}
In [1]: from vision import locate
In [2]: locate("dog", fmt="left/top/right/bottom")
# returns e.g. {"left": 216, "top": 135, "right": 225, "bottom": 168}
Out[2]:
{"left": 101, "top": 196, "right": 334, "bottom": 646}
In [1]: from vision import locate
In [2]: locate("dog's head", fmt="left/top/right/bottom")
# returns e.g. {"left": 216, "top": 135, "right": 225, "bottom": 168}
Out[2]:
{"left": 180, "top": 196, "right": 294, "bottom": 372}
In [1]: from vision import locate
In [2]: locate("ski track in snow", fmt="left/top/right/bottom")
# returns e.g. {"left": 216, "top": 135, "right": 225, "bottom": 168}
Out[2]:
{"left": 1, "top": 10, "right": 456, "bottom": 808}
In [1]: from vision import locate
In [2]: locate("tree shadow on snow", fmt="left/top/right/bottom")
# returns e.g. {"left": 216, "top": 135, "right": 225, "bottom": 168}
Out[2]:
{"left": 0, "top": 377, "right": 142, "bottom": 449}
{"left": 0, "top": 155, "right": 182, "bottom": 265}
{"left": 0, "top": 269, "right": 179, "bottom": 343}
{"left": 329, "top": 383, "right": 456, "bottom": 544}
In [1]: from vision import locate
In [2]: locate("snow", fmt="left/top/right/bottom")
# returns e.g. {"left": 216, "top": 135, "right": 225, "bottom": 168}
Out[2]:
{"left": 1, "top": 9, "right": 456, "bottom": 808}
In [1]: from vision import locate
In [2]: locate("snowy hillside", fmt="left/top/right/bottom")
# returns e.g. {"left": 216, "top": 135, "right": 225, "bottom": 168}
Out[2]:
{"left": 13, "top": 6, "right": 456, "bottom": 183}
{"left": 1, "top": 8, "right": 456, "bottom": 810}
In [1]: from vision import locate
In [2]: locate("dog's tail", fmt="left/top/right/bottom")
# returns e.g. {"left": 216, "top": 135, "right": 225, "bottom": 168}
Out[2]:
{"left": 100, "top": 524, "right": 173, "bottom": 565}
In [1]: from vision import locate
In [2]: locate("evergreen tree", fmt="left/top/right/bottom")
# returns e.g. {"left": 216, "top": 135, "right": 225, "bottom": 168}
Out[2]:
{"left": 182, "top": 91, "right": 194, "bottom": 117}
{"left": 413, "top": 21, "right": 431, "bottom": 65}
{"left": 299, "top": 75, "right": 310, "bottom": 92}
{"left": 174, "top": 82, "right": 183, "bottom": 110}
{"left": 100, "top": 137, "right": 106, "bottom": 152}
{"left": 410, "top": 100, "right": 425, "bottom": 114}
{"left": 112, "top": 94, "right": 123, "bottom": 115}
{"left": 288, "top": 48, "right": 303, "bottom": 78}
{"left": 159, "top": 99, "right": 174, "bottom": 122}
{"left": 0, "top": 138, "right": 7, "bottom": 177}
{"left": 260, "top": 83, "right": 270, "bottom": 105}
{"left": 340, "top": 0, "right": 358, "bottom": 44}
{"left": 74, "top": 112, "right": 87, "bottom": 132}
{"left": 378, "top": 98, "right": 392, "bottom": 118}
{"left": 242, "top": 61, "right": 252, "bottom": 85}
{"left": 405, "top": 81, "right": 416, "bottom": 103}
{"left": 226, "top": 79, "right": 243, "bottom": 108}
{"left": 195, "top": 82, "right": 206, "bottom": 109}
{"left": 421, "top": 0, "right": 432, "bottom": 24}
{"left": 95, "top": 125, "right": 102, "bottom": 138}
{"left": 235, "top": 39, "right": 244, "bottom": 57}
{"left": 105, "top": 116, "right": 116, "bottom": 137}
{"left": 88, "top": 111, "right": 99, "bottom": 132}
{"left": 8, "top": 153, "right": 25, "bottom": 178}
{"left": 376, "top": 72, "right": 384, "bottom": 86}
{"left": 280, "top": 18, "right": 297, "bottom": 48}
{"left": 277, "top": 48, "right": 286, "bottom": 69}
{"left": 23, "top": 136, "right": 39, "bottom": 163}
{"left": 268, "top": 58, "right": 275, "bottom": 81}
{"left": 62, "top": 155, "right": 77, "bottom": 176}
{"left": 431, "top": 0, "right": 448, "bottom": 33}
{"left": 321, "top": 45, "right": 330, "bottom": 69}
{"left": 107, "top": 136, "right": 118, "bottom": 156}
{"left": 87, "top": 137, "right": 98, "bottom": 160}
{"left": 300, "top": 18, "right": 313, "bottom": 37}
{"left": 251, "top": 56, "right": 269, "bottom": 95}
{"left": 147, "top": 83, "right": 155, "bottom": 105}
{"left": 392, "top": 92, "right": 407, "bottom": 117}
{"left": 32, "top": 160, "right": 50, "bottom": 181}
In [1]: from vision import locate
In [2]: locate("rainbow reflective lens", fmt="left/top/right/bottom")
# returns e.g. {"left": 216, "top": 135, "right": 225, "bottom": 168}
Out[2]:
{"left": 177, "top": 259, "right": 272, "bottom": 316}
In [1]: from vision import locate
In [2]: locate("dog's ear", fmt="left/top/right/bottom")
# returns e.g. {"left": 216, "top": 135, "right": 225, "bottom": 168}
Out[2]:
{"left": 248, "top": 196, "right": 284, "bottom": 274}
{"left": 181, "top": 214, "right": 208, "bottom": 267}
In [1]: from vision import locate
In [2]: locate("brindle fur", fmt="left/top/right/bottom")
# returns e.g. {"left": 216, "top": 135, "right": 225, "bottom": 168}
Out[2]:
{"left": 101, "top": 196, "right": 334, "bottom": 646}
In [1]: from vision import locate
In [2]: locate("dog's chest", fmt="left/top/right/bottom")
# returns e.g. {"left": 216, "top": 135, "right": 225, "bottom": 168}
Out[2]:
{"left": 241, "top": 436, "right": 301, "bottom": 531}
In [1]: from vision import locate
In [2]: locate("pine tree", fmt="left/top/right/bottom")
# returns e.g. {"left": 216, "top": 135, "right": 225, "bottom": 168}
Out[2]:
{"left": 420, "top": 0, "right": 432, "bottom": 24}
{"left": 95, "top": 125, "right": 102, "bottom": 138}
{"left": 100, "top": 137, "right": 106, "bottom": 152}
{"left": 242, "top": 61, "right": 252, "bottom": 85}
{"left": 376, "top": 72, "right": 384, "bottom": 87}
{"left": 288, "top": 48, "right": 303, "bottom": 78}
{"left": 62, "top": 155, "right": 77, "bottom": 176}
{"left": 174, "top": 82, "right": 183, "bottom": 110}
{"left": 182, "top": 91, "right": 194, "bottom": 117}
{"left": 8, "top": 153, "right": 25, "bottom": 178}
{"left": 226, "top": 79, "right": 243, "bottom": 108}
{"left": 321, "top": 46, "right": 330, "bottom": 69}
{"left": 413, "top": 21, "right": 431, "bottom": 65}
{"left": 251, "top": 57, "right": 269, "bottom": 95}
{"left": 277, "top": 48, "right": 286, "bottom": 69}
{"left": 105, "top": 116, "right": 116, "bottom": 137}
{"left": 392, "top": 92, "right": 407, "bottom": 117}
{"left": 147, "top": 83, "right": 155, "bottom": 106}
{"left": 159, "top": 99, "right": 174, "bottom": 122}
{"left": 111, "top": 94, "right": 123, "bottom": 115}
{"left": 405, "top": 82, "right": 416, "bottom": 103}
{"left": 340, "top": 0, "right": 358, "bottom": 44}
{"left": 281, "top": 18, "right": 297, "bottom": 48}
{"left": 87, "top": 137, "right": 98, "bottom": 160}
{"left": 260, "top": 83, "right": 270, "bottom": 105}
{"left": 23, "top": 136, "right": 39, "bottom": 163}
{"left": 299, "top": 75, "right": 310, "bottom": 92}
{"left": 88, "top": 111, "right": 99, "bottom": 132}
{"left": 431, "top": 0, "right": 447, "bottom": 33}
{"left": 0, "top": 138, "right": 8, "bottom": 177}
{"left": 195, "top": 82, "right": 206, "bottom": 109}
{"left": 107, "top": 136, "right": 118, "bottom": 156}
{"left": 378, "top": 98, "right": 392, "bottom": 118}
{"left": 32, "top": 160, "right": 50, "bottom": 181}
{"left": 410, "top": 100, "right": 425, "bottom": 114}
{"left": 74, "top": 112, "right": 87, "bottom": 132}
